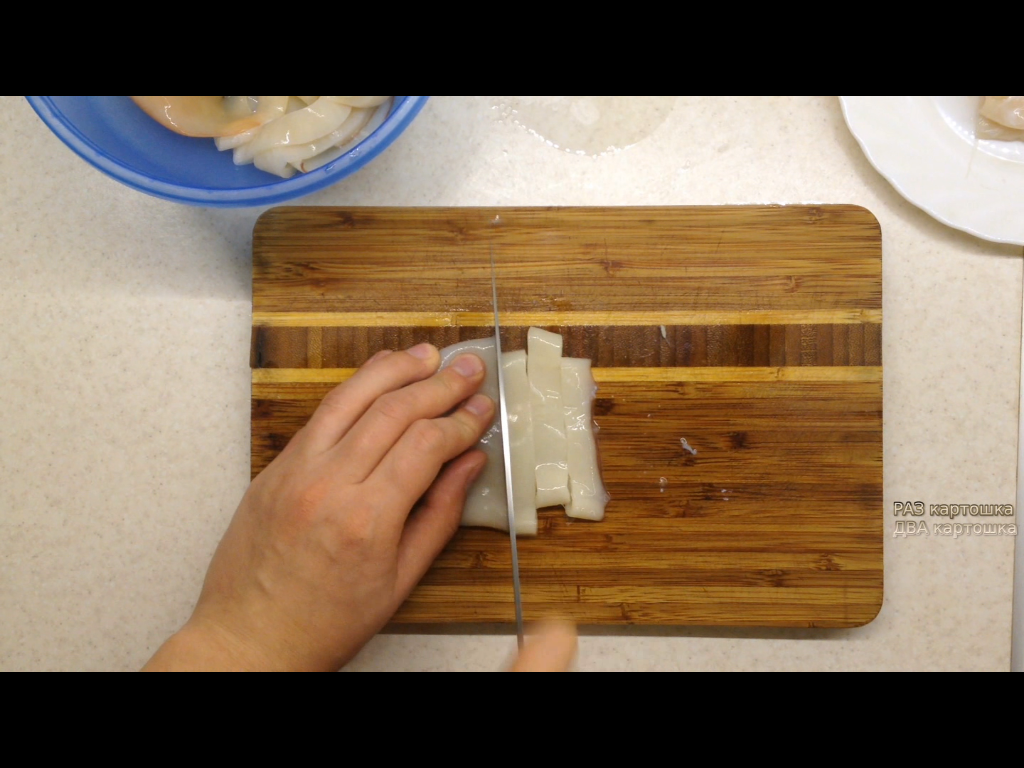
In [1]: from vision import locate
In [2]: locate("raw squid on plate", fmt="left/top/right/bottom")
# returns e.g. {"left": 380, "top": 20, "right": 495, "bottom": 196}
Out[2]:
{"left": 438, "top": 328, "right": 607, "bottom": 536}
{"left": 977, "top": 96, "right": 1024, "bottom": 141}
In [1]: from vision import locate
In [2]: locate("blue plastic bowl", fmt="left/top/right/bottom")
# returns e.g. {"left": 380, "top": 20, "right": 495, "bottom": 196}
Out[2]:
{"left": 26, "top": 96, "right": 428, "bottom": 208}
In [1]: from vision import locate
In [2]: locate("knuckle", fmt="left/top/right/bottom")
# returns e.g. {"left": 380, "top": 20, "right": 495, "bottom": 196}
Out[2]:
{"left": 276, "top": 425, "right": 308, "bottom": 459}
{"left": 316, "top": 383, "right": 352, "bottom": 415}
{"left": 439, "top": 367, "right": 473, "bottom": 398}
{"left": 452, "top": 411, "right": 484, "bottom": 444}
{"left": 408, "top": 419, "right": 448, "bottom": 455}
{"left": 372, "top": 391, "right": 411, "bottom": 424}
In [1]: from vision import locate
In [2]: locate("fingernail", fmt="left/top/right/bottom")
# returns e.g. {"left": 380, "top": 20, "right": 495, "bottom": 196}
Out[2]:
{"left": 464, "top": 394, "right": 492, "bottom": 417}
{"left": 407, "top": 343, "right": 436, "bottom": 360}
{"left": 452, "top": 354, "right": 484, "bottom": 378}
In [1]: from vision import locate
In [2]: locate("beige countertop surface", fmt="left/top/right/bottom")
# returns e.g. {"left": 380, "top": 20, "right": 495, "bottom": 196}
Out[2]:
{"left": 1, "top": 96, "right": 1020, "bottom": 671}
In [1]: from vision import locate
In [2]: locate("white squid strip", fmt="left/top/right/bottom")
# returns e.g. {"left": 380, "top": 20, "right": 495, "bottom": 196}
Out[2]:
{"left": 215, "top": 96, "right": 289, "bottom": 151}
{"left": 252, "top": 152, "right": 298, "bottom": 177}
{"left": 439, "top": 338, "right": 502, "bottom": 531}
{"left": 501, "top": 350, "right": 538, "bottom": 535}
{"left": 255, "top": 107, "right": 375, "bottom": 177}
{"left": 245, "top": 97, "right": 352, "bottom": 157}
{"left": 258, "top": 95, "right": 290, "bottom": 119}
{"left": 528, "top": 328, "right": 570, "bottom": 507}
{"left": 216, "top": 128, "right": 257, "bottom": 152}
{"left": 297, "top": 100, "right": 391, "bottom": 173}
{"left": 561, "top": 358, "right": 608, "bottom": 521}
{"left": 233, "top": 97, "right": 350, "bottom": 166}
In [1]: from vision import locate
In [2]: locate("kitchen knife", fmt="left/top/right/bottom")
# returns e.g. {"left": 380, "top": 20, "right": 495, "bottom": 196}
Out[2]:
{"left": 490, "top": 245, "right": 525, "bottom": 649}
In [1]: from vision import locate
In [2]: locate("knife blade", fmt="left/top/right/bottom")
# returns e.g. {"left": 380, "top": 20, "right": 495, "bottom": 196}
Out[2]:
{"left": 490, "top": 245, "right": 525, "bottom": 649}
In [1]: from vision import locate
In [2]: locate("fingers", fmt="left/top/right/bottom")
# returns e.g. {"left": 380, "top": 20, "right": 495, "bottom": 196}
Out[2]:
{"left": 333, "top": 353, "right": 488, "bottom": 481}
{"left": 365, "top": 393, "right": 495, "bottom": 515}
{"left": 393, "top": 451, "right": 486, "bottom": 598}
{"left": 299, "top": 344, "right": 440, "bottom": 454}
{"left": 506, "top": 620, "right": 579, "bottom": 672}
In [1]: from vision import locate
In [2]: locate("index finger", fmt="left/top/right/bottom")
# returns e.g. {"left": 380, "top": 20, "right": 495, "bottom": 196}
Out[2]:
{"left": 298, "top": 343, "right": 441, "bottom": 454}
{"left": 364, "top": 393, "right": 495, "bottom": 515}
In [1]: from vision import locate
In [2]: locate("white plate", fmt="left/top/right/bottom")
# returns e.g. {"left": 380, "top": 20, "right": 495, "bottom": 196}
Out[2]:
{"left": 840, "top": 96, "right": 1024, "bottom": 246}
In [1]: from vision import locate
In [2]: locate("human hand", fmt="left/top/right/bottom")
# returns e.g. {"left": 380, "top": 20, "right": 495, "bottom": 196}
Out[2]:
{"left": 507, "top": 620, "right": 579, "bottom": 672}
{"left": 144, "top": 343, "right": 493, "bottom": 671}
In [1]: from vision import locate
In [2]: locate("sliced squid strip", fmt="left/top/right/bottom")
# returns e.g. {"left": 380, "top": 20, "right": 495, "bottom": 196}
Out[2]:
{"left": 232, "top": 136, "right": 262, "bottom": 166}
{"left": 297, "top": 100, "right": 391, "bottom": 173}
{"left": 502, "top": 349, "right": 538, "bottom": 535}
{"left": 528, "top": 328, "right": 570, "bottom": 508}
{"left": 216, "top": 96, "right": 289, "bottom": 151}
{"left": 234, "top": 97, "right": 350, "bottom": 166}
{"left": 216, "top": 128, "right": 257, "bottom": 152}
{"left": 255, "top": 95, "right": 289, "bottom": 119}
{"left": 245, "top": 97, "right": 352, "bottom": 157}
{"left": 252, "top": 150, "right": 297, "bottom": 177}
{"left": 561, "top": 358, "right": 608, "bottom": 521}
{"left": 257, "top": 107, "right": 375, "bottom": 176}
{"left": 439, "top": 338, "right": 505, "bottom": 533}
{"left": 437, "top": 338, "right": 538, "bottom": 536}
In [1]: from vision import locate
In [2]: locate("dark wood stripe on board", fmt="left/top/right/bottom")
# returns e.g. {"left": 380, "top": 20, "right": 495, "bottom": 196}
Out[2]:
{"left": 251, "top": 324, "right": 882, "bottom": 369}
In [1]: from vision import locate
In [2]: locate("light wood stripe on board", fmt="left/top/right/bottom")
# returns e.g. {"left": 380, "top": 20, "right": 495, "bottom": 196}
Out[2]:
{"left": 252, "top": 365, "right": 883, "bottom": 390}
{"left": 252, "top": 309, "right": 883, "bottom": 327}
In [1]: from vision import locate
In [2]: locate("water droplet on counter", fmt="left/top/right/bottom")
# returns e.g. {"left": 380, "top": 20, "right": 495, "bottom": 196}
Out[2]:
{"left": 659, "top": 477, "right": 668, "bottom": 493}
{"left": 492, "top": 96, "right": 677, "bottom": 157}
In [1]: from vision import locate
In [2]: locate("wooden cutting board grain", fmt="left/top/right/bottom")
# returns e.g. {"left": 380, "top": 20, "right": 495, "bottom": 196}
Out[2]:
{"left": 251, "top": 206, "right": 883, "bottom": 627}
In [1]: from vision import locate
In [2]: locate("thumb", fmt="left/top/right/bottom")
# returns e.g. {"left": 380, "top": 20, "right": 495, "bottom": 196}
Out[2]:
{"left": 506, "top": 620, "right": 578, "bottom": 672}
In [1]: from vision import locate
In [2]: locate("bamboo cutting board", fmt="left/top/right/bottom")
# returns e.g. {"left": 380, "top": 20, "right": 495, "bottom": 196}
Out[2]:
{"left": 251, "top": 206, "right": 883, "bottom": 627}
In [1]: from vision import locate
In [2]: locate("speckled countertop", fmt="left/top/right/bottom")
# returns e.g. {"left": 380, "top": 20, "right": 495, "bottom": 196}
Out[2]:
{"left": 1, "top": 96, "right": 1020, "bottom": 671}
